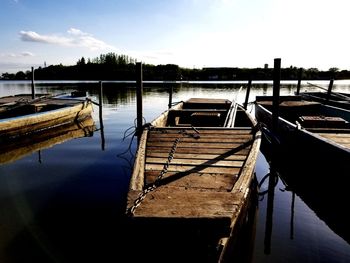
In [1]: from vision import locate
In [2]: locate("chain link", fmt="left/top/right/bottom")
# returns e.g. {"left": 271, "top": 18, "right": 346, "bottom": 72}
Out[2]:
{"left": 127, "top": 128, "right": 201, "bottom": 216}
{"left": 127, "top": 135, "right": 181, "bottom": 216}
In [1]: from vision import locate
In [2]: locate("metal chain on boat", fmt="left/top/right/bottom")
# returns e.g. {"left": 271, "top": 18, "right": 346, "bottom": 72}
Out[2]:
{"left": 127, "top": 135, "right": 181, "bottom": 216}
{"left": 126, "top": 127, "right": 200, "bottom": 216}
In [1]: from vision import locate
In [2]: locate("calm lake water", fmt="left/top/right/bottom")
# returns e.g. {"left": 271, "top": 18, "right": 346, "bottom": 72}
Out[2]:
{"left": 1, "top": 80, "right": 350, "bottom": 262}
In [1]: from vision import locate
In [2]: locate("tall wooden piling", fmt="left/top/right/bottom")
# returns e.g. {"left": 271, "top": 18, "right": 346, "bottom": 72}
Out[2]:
{"left": 136, "top": 62, "right": 143, "bottom": 132}
{"left": 295, "top": 68, "right": 302, "bottom": 95}
{"left": 243, "top": 78, "right": 252, "bottom": 109}
{"left": 265, "top": 58, "right": 281, "bottom": 254}
{"left": 99, "top": 81, "right": 105, "bottom": 150}
{"left": 272, "top": 58, "right": 281, "bottom": 134}
{"left": 326, "top": 78, "right": 334, "bottom": 102}
{"left": 31, "top": 67, "right": 35, "bottom": 99}
{"left": 168, "top": 86, "right": 173, "bottom": 109}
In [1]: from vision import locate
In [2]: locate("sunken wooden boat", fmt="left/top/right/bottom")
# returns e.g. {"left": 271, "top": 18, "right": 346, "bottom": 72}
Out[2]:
{"left": 0, "top": 92, "right": 93, "bottom": 139}
{"left": 255, "top": 95, "right": 350, "bottom": 172}
{"left": 0, "top": 115, "right": 96, "bottom": 165}
{"left": 126, "top": 98, "right": 261, "bottom": 262}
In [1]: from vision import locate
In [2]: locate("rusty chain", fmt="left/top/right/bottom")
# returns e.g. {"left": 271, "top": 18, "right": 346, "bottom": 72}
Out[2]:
{"left": 127, "top": 127, "right": 200, "bottom": 216}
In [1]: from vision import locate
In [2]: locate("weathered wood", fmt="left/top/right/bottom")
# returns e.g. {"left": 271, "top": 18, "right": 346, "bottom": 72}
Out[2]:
{"left": 148, "top": 132, "right": 252, "bottom": 139}
{"left": 128, "top": 188, "right": 241, "bottom": 219}
{"left": 145, "top": 171, "right": 238, "bottom": 191}
{"left": 145, "top": 163, "right": 241, "bottom": 174}
{"left": 272, "top": 58, "right": 281, "bottom": 134}
{"left": 0, "top": 101, "right": 93, "bottom": 137}
{"left": 127, "top": 95, "right": 261, "bottom": 262}
{"left": 147, "top": 141, "right": 252, "bottom": 149}
{"left": 129, "top": 129, "right": 148, "bottom": 191}
{"left": 31, "top": 67, "right": 35, "bottom": 99}
{"left": 147, "top": 136, "right": 252, "bottom": 143}
{"left": 243, "top": 79, "right": 252, "bottom": 109}
{"left": 146, "top": 146, "right": 250, "bottom": 155}
{"left": 146, "top": 157, "right": 244, "bottom": 167}
{"left": 326, "top": 79, "right": 334, "bottom": 102}
{"left": 146, "top": 152, "right": 248, "bottom": 161}
{"left": 296, "top": 68, "right": 302, "bottom": 95}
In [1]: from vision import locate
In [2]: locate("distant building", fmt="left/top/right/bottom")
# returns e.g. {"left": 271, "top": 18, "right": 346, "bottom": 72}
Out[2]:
{"left": 264, "top": 64, "right": 268, "bottom": 69}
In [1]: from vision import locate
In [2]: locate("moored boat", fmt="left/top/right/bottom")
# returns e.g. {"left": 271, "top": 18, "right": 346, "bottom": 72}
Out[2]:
{"left": 255, "top": 95, "right": 350, "bottom": 173}
{"left": 0, "top": 92, "right": 93, "bottom": 138}
{"left": 126, "top": 97, "right": 261, "bottom": 261}
{"left": 299, "top": 90, "right": 350, "bottom": 110}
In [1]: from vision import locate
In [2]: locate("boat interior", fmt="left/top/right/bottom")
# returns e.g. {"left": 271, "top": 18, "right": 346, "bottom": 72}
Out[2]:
{"left": 0, "top": 103, "right": 68, "bottom": 119}
{"left": 256, "top": 95, "right": 350, "bottom": 131}
{"left": 0, "top": 94, "right": 88, "bottom": 119}
{"left": 165, "top": 98, "right": 253, "bottom": 128}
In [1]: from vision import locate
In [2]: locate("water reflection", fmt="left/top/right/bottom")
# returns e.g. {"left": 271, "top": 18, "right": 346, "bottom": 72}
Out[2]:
{"left": 257, "top": 137, "right": 350, "bottom": 262}
{"left": 2, "top": 81, "right": 350, "bottom": 262}
{"left": 0, "top": 117, "right": 96, "bottom": 165}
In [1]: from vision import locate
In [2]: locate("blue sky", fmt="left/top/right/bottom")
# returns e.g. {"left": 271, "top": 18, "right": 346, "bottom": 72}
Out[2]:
{"left": 1, "top": 0, "right": 350, "bottom": 74}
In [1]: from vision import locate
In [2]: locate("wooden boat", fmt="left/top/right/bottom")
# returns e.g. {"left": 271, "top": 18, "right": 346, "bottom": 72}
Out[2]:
{"left": 0, "top": 92, "right": 93, "bottom": 139}
{"left": 299, "top": 91, "right": 350, "bottom": 110}
{"left": 255, "top": 95, "right": 350, "bottom": 172}
{"left": 0, "top": 116, "right": 96, "bottom": 164}
{"left": 126, "top": 98, "right": 261, "bottom": 262}
{"left": 297, "top": 82, "right": 350, "bottom": 110}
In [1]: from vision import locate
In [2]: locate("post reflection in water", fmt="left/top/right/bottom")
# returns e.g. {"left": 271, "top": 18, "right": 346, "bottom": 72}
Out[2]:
{"left": 256, "top": 132, "right": 350, "bottom": 262}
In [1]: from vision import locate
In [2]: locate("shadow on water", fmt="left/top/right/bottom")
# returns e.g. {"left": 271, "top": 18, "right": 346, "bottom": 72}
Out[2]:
{"left": 259, "top": 136, "right": 350, "bottom": 247}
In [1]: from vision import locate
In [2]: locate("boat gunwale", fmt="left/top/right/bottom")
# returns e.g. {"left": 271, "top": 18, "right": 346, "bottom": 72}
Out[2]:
{"left": 0, "top": 100, "right": 91, "bottom": 125}
{"left": 255, "top": 100, "right": 350, "bottom": 153}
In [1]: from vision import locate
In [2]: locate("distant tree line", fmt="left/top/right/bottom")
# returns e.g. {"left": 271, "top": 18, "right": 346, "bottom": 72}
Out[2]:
{"left": 1, "top": 52, "right": 349, "bottom": 81}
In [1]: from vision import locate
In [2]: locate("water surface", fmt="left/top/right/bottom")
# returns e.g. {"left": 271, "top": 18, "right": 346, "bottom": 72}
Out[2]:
{"left": 1, "top": 80, "right": 350, "bottom": 262}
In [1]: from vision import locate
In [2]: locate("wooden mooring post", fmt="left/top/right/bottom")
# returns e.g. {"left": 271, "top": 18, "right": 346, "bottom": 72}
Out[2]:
{"left": 243, "top": 78, "right": 252, "bottom": 109}
{"left": 31, "top": 67, "right": 35, "bottom": 99}
{"left": 99, "top": 81, "right": 105, "bottom": 150}
{"left": 272, "top": 58, "right": 281, "bottom": 134}
{"left": 136, "top": 62, "right": 143, "bottom": 133}
{"left": 168, "top": 86, "right": 173, "bottom": 109}
{"left": 326, "top": 78, "right": 334, "bottom": 102}
{"left": 295, "top": 68, "right": 302, "bottom": 95}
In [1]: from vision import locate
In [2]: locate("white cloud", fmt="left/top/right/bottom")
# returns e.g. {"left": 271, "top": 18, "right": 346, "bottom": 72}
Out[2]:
{"left": 21, "top": 51, "right": 35, "bottom": 57}
{"left": 19, "top": 28, "right": 116, "bottom": 51}
{"left": 0, "top": 52, "right": 35, "bottom": 58}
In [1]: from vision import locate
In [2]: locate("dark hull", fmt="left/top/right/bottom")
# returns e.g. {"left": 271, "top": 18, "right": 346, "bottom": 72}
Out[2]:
{"left": 255, "top": 99, "right": 350, "bottom": 176}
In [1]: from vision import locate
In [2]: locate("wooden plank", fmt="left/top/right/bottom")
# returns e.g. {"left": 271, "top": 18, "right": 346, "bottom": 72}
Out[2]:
{"left": 127, "top": 188, "right": 242, "bottom": 219}
{"left": 149, "top": 132, "right": 253, "bottom": 138}
{"left": 145, "top": 163, "right": 241, "bottom": 174}
{"left": 316, "top": 133, "right": 350, "bottom": 148}
{"left": 145, "top": 171, "right": 238, "bottom": 191}
{"left": 146, "top": 157, "right": 244, "bottom": 168}
{"left": 147, "top": 136, "right": 252, "bottom": 143}
{"left": 148, "top": 134, "right": 252, "bottom": 140}
{"left": 147, "top": 141, "right": 252, "bottom": 149}
{"left": 150, "top": 128, "right": 253, "bottom": 134}
{"left": 146, "top": 147, "right": 250, "bottom": 155}
{"left": 146, "top": 152, "right": 248, "bottom": 161}
{"left": 186, "top": 98, "right": 231, "bottom": 104}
